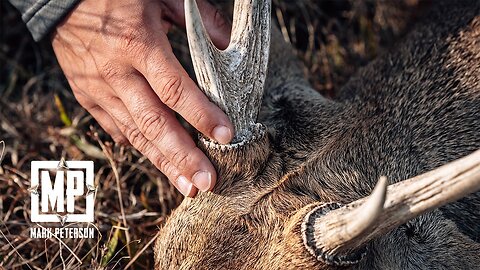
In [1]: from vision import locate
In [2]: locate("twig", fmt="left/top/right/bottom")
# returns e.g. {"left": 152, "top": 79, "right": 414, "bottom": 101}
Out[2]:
{"left": 0, "top": 223, "right": 33, "bottom": 270}
{"left": 123, "top": 231, "right": 160, "bottom": 270}
{"left": 95, "top": 134, "right": 133, "bottom": 259}
{"left": 35, "top": 224, "right": 82, "bottom": 264}
{"left": 0, "top": 141, "right": 4, "bottom": 164}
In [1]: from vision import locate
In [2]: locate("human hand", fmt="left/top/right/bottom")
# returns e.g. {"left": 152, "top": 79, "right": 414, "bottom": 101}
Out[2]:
{"left": 52, "top": 0, "right": 233, "bottom": 197}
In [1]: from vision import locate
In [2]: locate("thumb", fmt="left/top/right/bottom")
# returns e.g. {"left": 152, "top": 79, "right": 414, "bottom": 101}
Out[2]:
{"left": 161, "top": 0, "right": 231, "bottom": 49}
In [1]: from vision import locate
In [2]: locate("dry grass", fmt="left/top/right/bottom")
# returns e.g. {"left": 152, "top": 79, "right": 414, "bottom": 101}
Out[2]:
{"left": 0, "top": 0, "right": 423, "bottom": 269}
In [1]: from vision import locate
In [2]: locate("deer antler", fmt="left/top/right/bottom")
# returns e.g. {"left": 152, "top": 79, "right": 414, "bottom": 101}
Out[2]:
{"left": 303, "top": 149, "right": 480, "bottom": 265}
{"left": 185, "top": 0, "right": 271, "bottom": 144}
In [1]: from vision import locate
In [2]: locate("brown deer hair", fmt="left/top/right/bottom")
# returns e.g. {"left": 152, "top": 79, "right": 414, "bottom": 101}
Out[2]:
{"left": 154, "top": 0, "right": 480, "bottom": 269}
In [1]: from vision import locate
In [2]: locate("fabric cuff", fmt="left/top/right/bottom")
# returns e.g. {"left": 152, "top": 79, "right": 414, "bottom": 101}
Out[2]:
{"left": 21, "top": 0, "right": 81, "bottom": 41}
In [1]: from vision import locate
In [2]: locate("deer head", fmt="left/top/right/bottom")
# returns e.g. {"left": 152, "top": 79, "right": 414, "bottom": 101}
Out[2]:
{"left": 154, "top": 0, "right": 480, "bottom": 269}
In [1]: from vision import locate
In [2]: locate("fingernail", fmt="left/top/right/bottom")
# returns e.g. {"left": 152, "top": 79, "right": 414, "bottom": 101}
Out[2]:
{"left": 177, "top": 175, "right": 193, "bottom": 196}
{"left": 212, "top": 125, "right": 232, "bottom": 144}
{"left": 192, "top": 171, "right": 212, "bottom": 192}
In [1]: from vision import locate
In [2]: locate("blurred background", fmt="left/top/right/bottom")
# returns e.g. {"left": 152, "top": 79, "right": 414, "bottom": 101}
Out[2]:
{"left": 0, "top": 0, "right": 425, "bottom": 269}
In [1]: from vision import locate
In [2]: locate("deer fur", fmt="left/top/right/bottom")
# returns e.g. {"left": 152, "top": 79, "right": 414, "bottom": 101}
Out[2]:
{"left": 154, "top": 1, "right": 480, "bottom": 269}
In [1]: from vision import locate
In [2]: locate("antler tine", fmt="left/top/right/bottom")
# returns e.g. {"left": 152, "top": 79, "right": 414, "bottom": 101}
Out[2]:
{"left": 184, "top": 0, "right": 219, "bottom": 98}
{"left": 306, "top": 149, "right": 480, "bottom": 263}
{"left": 337, "top": 176, "right": 387, "bottom": 245}
{"left": 185, "top": 0, "right": 271, "bottom": 144}
{"left": 303, "top": 177, "right": 387, "bottom": 264}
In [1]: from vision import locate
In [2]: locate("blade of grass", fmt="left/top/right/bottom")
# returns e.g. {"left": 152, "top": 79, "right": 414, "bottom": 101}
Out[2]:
{"left": 54, "top": 94, "right": 72, "bottom": 127}
{"left": 101, "top": 224, "right": 121, "bottom": 267}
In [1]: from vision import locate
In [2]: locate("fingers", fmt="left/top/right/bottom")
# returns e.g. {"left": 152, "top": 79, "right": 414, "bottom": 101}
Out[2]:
{"left": 82, "top": 95, "right": 200, "bottom": 197}
{"left": 72, "top": 90, "right": 129, "bottom": 145}
{"left": 72, "top": 77, "right": 204, "bottom": 197}
{"left": 87, "top": 105, "right": 129, "bottom": 145}
{"left": 161, "top": 0, "right": 231, "bottom": 49}
{"left": 100, "top": 96, "right": 200, "bottom": 197}
{"left": 126, "top": 123, "right": 199, "bottom": 198}
{"left": 51, "top": 0, "right": 233, "bottom": 197}
{"left": 131, "top": 35, "right": 234, "bottom": 145}
{"left": 104, "top": 70, "right": 218, "bottom": 192}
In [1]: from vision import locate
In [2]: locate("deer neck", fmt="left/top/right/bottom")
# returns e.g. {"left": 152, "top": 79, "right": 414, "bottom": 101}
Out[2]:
{"left": 198, "top": 124, "right": 272, "bottom": 194}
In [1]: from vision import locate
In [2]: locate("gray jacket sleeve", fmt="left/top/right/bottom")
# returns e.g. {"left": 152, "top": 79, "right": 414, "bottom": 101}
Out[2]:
{"left": 8, "top": 0, "right": 80, "bottom": 41}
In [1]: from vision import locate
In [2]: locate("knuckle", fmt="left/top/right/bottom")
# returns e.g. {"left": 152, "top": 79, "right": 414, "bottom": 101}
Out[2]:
{"left": 155, "top": 156, "right": 172, "bottom": 175}
{"left": 98, "top": 95, "right": 120, "bottom": 107}
{"left": 190, "top": 107, "right": 211, "bottom": 129}
{"left": 139, "top": 110, "right": 168, "bottom": 141}
{"left": 170, "top": 150, "right": 191, "bottom": 171}
{"left": 152, "top": 154, "right": 180, "bottom": 181}
{"left": 100, "top": 61, "right": 123, "bottom": 82}
{"left": 118, "top": 26, "right": 148, "bottom": 53}
{"left": 160, "top": 75, "right": 185, "bottom": 108}
{"left": 122, "top": 29, "right": 139, "bottom": 50}
{"left": 123, "top": 126, "right": 147, "bottom": 150}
